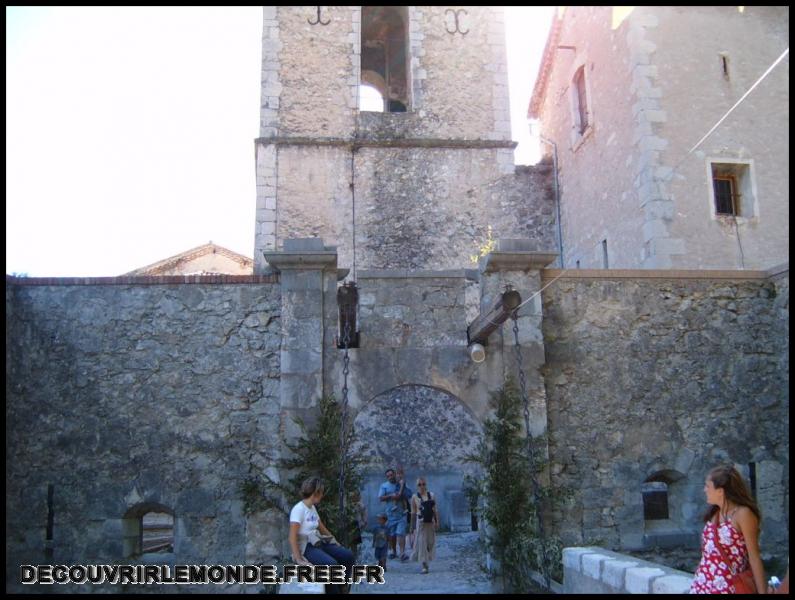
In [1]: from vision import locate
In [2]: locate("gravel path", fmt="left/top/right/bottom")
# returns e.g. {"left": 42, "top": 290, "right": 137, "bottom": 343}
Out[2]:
{"left": 351, "top": 531, "right": 499, "bottom": 594}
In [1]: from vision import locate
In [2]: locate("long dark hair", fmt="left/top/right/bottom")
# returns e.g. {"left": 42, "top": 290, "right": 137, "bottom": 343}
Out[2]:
{"left": 702, "top": 464, "right": 762, "bottom": 523}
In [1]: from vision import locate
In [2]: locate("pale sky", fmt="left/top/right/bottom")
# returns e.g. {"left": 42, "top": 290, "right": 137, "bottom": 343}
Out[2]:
{"left": 6, "top": 6, "right": 555, "bottom": 277}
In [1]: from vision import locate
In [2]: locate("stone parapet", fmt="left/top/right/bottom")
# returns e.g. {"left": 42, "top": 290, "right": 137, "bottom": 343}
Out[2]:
{"left": 6, "top": 274, "right": 279, "bottom": 286}
{"left": 541, "top": 268, "right": 770, "bottom": 281}
{"left": 357, "top": 269, "right": 468, "bottom": 279}
{"left": 254, "top": 135, "right": 517, "bottom": 150}
{"left": 563, "top": 547, "right": 693, "bottom": 594}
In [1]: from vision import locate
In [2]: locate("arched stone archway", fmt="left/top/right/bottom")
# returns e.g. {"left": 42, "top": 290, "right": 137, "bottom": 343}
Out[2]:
{"left": 122, "top": 502, "right": 175, "bottom": 558}
{"left": 351, "top": 384, "right": 483, "bottom": 532}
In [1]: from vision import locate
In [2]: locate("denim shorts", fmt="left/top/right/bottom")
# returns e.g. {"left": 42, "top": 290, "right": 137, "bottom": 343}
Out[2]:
{"left": 386, "top": 516, "right": 407, "bottom": 537}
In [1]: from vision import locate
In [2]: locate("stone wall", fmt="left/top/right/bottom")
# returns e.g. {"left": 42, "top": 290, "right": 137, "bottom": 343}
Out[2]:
{"left": 540, "top": 269, "right": 789, "bottom": 569}
{"left": 269, "top": 6, "right": 358, "bottom": 138}
{"left": 406, "top": 6, "right": 511, "bottom": 141}
{"left": 6, "top": 258, "right": 788, "bottom": 591}
{"left": 5, "top": 277, "right": 282, "bottom": 593}
{"left": 268, "top": 142, "right": 555, "bottom": 271}
{"left": 350, "top": 148, "right": 554, "bottom": 270}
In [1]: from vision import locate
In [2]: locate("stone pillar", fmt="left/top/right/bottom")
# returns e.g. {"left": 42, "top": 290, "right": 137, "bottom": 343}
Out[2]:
{"left": 262, "top": 238, "right": 339, "bottom": 559}
{"left": 479, "top": 239, "right": 557, "bottom": 578}
{"left": 479, "top": 238, "right": 557, "bottom": 449}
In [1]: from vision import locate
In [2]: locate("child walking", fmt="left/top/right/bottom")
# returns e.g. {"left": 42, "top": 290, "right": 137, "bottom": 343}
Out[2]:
{"left": 372, "top": 513, "right": 389, "bottom": 572}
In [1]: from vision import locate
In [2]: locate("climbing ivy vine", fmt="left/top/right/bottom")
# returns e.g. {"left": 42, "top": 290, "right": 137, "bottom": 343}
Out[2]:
{"left": 466, "top": 380, "right": 566, "bottom": 591}
{"left": 240, "top": 395, "right": 364, "bottom": 546}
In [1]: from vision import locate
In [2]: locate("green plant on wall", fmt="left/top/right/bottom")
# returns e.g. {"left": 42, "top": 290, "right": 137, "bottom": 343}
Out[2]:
{"left": 239, "top": 395, "right": 364, "bottom": 546}
{"left": 465, "top": 380, "right": 566, "bottom": 591}
{"left": 470, "top": 225, "right": 497, "bottom": 264}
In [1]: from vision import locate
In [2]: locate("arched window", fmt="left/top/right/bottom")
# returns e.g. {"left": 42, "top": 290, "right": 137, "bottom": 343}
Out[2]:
{"left": 122, "top": 503, "right": 174, "bottom": 557}
{"left": 642, "top": 469, "right": 686, "bottom": 528}
{"left": 142, "top": 511, "right": 174, "bottom": 553}
{"left": 361, "top": 6, "right": 410, "bottom": 113}
{"left": 641, "top": 481, "right": 669, "bottom": 520}
{"left": 639, "top": 469, "right": 698, "bottom": 550}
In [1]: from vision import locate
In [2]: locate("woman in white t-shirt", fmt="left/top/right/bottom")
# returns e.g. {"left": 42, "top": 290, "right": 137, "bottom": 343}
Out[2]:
{"left": 288, "top": 477, "right": 354, "bottom": 593}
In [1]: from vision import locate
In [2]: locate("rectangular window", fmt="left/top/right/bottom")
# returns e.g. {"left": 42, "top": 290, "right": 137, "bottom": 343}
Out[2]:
{"left": 713, "top": 175, "right": 738, "bottom": 215}
{"left": 574, "top": 67, "right": 589, "bottom": 134}
{"left": 643, "top": 491, "right": 669, "bottom": 520}
{"left": 601, "top": 239, "right": 609, "bottom": 269}
{"left": 642, "top": 482, "right": 670, "bottom": 521}
{"left": 710, "top": 161, "right": 755, "bottom": 218}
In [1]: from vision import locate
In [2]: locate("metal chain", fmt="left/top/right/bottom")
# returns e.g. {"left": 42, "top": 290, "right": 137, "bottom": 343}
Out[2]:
{"left": 512, "top": 312, "right": 551, "bottom": 591}
{"left": 338, "top": 316, "right": 352, "bottom": 539}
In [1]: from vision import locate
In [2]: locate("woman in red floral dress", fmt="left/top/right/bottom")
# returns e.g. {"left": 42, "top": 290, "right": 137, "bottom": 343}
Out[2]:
{"left": 690, "top": 464, "right": 767, "bottom": 594}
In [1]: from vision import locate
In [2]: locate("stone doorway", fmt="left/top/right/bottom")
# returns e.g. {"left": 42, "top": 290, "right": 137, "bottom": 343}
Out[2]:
{"left": 350, "top": 384, "right": 483, "bottom": 532}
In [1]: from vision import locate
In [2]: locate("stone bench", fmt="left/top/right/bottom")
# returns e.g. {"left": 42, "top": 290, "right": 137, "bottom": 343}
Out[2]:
{"left": 563, "top": 546, "right": 694, "bottom": 594}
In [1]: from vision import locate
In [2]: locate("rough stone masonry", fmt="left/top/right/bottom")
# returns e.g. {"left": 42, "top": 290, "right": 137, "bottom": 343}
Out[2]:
{"left": 5, "top": 3, "right": 789, "bottom": 593}
{"left": 5, "top": 259, "right": 788, "bottom": 593}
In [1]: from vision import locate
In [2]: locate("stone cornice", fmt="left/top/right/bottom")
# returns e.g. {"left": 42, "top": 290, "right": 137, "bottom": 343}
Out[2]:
{"left": 358, "top": 269, "right": 469, "bottom": 279}
{"left": 254, "top": 136, "right": 517, "bottom": 150}
{"left": 5, "top": 274, "right": 278, "bottom": 286}
{"left": 540, "top": 268, "right": 772, "bottom": 281}
{"left": 481, "top": 252, "right": 559, "bottom": 273}
{"left": 261, "top": 251, "right": 338, "bottom": 272}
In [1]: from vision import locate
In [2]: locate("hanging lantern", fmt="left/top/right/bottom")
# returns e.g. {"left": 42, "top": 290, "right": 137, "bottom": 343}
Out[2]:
{"left": 337, "top": 281, "right": 360, "bottom": 349}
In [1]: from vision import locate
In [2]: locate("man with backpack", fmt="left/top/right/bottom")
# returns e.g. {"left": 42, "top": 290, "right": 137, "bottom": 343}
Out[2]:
{"left": 410, "top": 477, "right": 439, "bottom": 574}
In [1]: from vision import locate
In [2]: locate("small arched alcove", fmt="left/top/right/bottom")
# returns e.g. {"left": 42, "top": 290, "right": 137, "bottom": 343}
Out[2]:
{"left": 641, "top": 469, "right": 690, "bottom": 548}
{"left": 122, "top": 502, "right": 174, "bottom": 558}
{"left": 351, "top": 384, "right": 483, "bottom": 533}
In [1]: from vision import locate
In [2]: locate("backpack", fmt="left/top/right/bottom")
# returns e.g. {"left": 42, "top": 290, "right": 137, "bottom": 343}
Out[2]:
{"left": 417, "top": 492, "right": 435, "bottom": 523}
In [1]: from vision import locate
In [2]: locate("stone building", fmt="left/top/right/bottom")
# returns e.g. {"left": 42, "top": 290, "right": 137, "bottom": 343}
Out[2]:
{"left": 529, "top": 6, "right": 789, "bottom": 270}
{"left": 254, "top": 6, "right": 557, "bottom": 273}
{"left": 124, "top": 242, "right": 254, "bottom": 276}
{"left": 5, "top": 6, "right": 789, "bottom": 593}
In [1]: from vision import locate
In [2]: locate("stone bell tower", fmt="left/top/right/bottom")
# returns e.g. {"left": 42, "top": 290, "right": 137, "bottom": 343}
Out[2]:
{"left": 253, "top": 6, "right": 556, "bottom": 273}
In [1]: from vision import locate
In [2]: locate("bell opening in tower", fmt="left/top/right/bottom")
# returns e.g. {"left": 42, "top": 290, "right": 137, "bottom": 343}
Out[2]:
{"left": 361, "top": 6, "right": 410, "bottom": 113}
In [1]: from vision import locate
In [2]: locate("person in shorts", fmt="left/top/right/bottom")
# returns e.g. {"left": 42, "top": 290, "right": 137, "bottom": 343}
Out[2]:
{"left": 372, "top": 513, "right": 389, "bottom": 572}
{"left": 378, "top": 467, "right": 409, "bottom": 561}
{"left": 396, "top": 466, "right": 413, "bottom": 549}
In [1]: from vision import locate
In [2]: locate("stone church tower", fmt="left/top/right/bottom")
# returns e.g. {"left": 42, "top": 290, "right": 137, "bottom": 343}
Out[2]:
{"left": 253, "top": 6, "right": 557, "bottom": 273}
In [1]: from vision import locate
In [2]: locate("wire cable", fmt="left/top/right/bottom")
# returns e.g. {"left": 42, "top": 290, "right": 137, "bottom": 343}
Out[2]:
{"left": 665, "top": 47, "right": 788, "bottom": 182}
{"left": 732, "top": 215, "right": 746, "bottom": 269}
{"left": 350, "top": 148, "right": 357, "bottom": 283}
